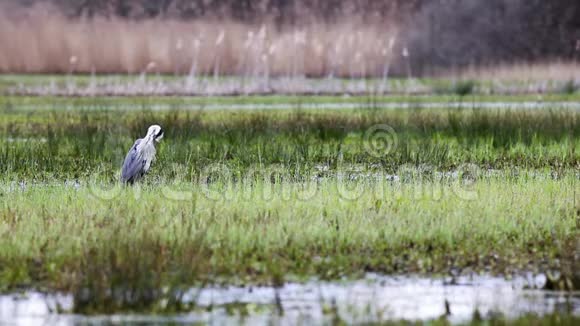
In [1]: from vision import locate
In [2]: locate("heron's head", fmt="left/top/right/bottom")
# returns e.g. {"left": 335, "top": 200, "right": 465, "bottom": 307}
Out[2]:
{"left": 146, "top": 124, "right": 164, "bottom": 143}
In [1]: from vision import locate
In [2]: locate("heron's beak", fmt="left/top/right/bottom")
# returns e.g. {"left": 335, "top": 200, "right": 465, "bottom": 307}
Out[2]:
{"left": 155, "top": 132, "right": 164, "bottom": 143}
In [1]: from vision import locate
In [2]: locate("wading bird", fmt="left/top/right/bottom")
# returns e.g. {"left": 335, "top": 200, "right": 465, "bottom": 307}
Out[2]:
{"left": 121, "top": 125, "right": 164, "bottom": 184}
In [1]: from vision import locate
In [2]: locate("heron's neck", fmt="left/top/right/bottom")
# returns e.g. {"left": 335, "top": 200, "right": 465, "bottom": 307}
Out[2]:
{"left": 144, "top": 135, "right": 157, "bottom": 146}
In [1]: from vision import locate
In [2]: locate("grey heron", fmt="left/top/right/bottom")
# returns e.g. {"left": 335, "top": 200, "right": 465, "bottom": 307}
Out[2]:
{"left": 121, "top": 124, "right": 164, "bottom": 184}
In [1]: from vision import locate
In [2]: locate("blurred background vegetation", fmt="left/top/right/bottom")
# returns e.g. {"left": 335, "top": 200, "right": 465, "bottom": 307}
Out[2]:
{"left": 0, "top": 0, "right": 578, "bottom": 75}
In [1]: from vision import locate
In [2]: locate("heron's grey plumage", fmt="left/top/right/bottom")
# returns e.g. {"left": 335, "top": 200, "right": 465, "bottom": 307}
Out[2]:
{"left": 121, "top": 139, "right": 146, "bottom": 184}
{"left": 120, "top": 125, "right": 163, "bottom": 184}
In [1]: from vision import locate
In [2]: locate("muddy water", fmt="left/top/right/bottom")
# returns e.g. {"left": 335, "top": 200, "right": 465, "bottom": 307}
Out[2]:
{"left": 1, "top": 274, "right": 579, "bottom": 325}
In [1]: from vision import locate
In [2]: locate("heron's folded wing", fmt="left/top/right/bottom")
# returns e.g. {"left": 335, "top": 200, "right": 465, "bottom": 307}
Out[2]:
{"left": 121, "top": 139, "right": 145, "bottom": 181}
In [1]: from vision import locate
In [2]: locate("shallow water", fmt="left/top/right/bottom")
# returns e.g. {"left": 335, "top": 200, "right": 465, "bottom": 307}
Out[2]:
{"left": 7, "top": 101, "right": 580, "bottom": 112}
{"left": 1, "top": 274, "right": 579, "bottom": 325}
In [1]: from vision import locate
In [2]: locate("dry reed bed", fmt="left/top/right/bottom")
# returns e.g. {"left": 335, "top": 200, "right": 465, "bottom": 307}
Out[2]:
{"left": 0, "top": 10, "right": 579, "bottom": 95}
{"left": 455, "top": 62, "right": 580, "bottom": 82}
{"left": 0, "top": 10, "right": 398, "bottom": 77}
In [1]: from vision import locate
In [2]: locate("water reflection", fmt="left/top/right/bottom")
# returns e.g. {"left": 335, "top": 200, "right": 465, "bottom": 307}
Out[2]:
{"left": 1, "top": 274, "right": 578, "bottom": 325}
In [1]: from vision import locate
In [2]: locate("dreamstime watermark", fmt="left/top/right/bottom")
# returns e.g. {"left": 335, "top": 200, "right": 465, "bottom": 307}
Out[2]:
{"left": 363, "top": 124, "right": 398, "bottom": 158}
{"left": 86, "top": 124, "right": 480, "bottom": 203}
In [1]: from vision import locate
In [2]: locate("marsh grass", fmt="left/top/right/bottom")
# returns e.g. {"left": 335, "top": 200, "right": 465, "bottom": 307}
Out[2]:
{"left": 0, "top": 175, "right": 578, "bottom": 312}
{"left": 0, "top": 106, "right": 578, "bottom": 179}
{"left": 561, "top": 79, "right": 579, "bottom": 95}
{"left": 0, "top": 102, "right": 578, "bottom": 312}
{"left": 452, "top": 80, "right": 476, "bottom": 97}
